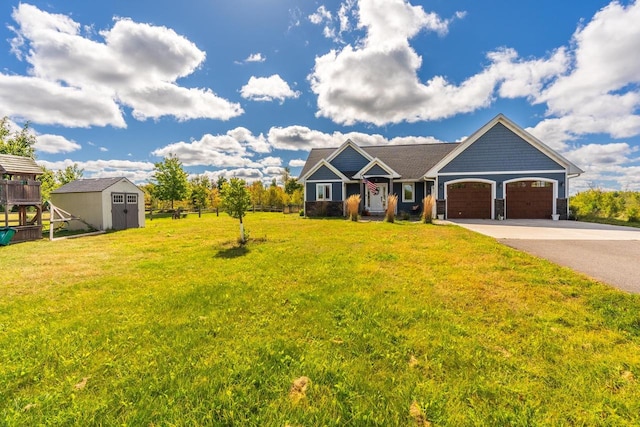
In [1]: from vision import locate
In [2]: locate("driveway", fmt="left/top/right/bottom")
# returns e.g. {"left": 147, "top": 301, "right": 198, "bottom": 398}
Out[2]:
{"left": 448, "top": 219, "right": 640, "bottom": 294}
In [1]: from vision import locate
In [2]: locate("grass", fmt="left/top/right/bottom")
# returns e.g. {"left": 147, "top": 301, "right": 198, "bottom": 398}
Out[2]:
{"left": 1, "top": 213, "right": 640, "bottom": 425}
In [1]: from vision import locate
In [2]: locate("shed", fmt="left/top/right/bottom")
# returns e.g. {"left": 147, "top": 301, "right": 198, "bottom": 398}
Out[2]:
{"left": 50, "top": 177, "right": 145, "bottom": 231}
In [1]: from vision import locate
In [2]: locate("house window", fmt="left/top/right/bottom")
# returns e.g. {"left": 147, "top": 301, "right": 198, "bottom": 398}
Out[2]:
{"left": 316, "top": 183, "right": 332, "bottom": 201}
{"left": 402, "top": 183, "right": 415, "bottom": 202}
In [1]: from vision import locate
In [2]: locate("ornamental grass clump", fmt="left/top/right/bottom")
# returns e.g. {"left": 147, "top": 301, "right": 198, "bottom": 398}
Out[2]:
{"left": 345, "top": 194, "right": 361, "bottom": 221}
{"left": 421, "top": 195, "right": 435, "bottom": 223}
{"left": 385, "top": 194, "right": 398, "bottom": 223}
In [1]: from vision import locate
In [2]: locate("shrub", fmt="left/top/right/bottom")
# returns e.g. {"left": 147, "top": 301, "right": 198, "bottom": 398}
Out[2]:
{"left": 421, "top": 195, "right": 435, "bottom": 223}
{"left": 345, "top": 194, "right": 361, "bottom": 221}
{"left": 385, "top": 194, "right": 398, "bottom": 223}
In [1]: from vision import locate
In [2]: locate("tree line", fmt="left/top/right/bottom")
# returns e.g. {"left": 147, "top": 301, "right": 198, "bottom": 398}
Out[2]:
{"left": 144, "top": 154, "right": 304, "bottom": 213}
{"left": 570, "top": 189, "right": 640, "bottom": 223}
{"left": 0, "top": 117, "right": 84, "bottom": 202}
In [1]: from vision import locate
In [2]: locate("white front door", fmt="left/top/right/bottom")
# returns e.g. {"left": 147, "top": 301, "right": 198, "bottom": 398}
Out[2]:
{"left": 368, "top": 183, "right": 387, "bottom": 212}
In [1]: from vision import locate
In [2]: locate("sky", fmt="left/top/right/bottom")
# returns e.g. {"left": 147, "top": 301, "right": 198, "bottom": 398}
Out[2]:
{"left": 1, "top": 0, "right": 639, "bottom": 193}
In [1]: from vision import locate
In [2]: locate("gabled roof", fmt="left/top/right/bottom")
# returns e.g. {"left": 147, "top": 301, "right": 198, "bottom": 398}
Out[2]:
{"left": 0, "top": 154, "right": 43, "bottom": 176}
{"left": 299, "top": 143, "right": 459, "bottom": 181}
{"left": 52, "top": 177, "right": 137, "bottom": 194}
{"left": 297, "top": 159, "right": 350, "bottom": 182}
{"left": 423, "top": 114, "right": 584, "bottom": 178}
{"left": 353, "top": 158, "right": 401, "bottom": 179}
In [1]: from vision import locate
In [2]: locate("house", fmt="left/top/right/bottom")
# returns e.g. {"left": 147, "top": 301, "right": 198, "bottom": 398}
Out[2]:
{"left": 50, "top": 177, "right": 145, "bottom": 231}
{"left": 299, "top": 114, "right": 584, "bottom": 220}
{"left": 0, "top": 154, "right": 44, "bottom": 243}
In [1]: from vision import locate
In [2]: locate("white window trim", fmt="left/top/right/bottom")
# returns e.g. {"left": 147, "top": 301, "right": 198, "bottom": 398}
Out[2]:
{"left": 402, "top": 183, "right": 415, "bottom": 203}
{"left": 316, "top": 183, "right": 332, "bottom": 201}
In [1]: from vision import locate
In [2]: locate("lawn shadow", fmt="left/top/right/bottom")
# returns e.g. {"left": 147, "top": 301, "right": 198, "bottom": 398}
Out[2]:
{"left": 214, "top": 245, "right": 249, "bottom": 259}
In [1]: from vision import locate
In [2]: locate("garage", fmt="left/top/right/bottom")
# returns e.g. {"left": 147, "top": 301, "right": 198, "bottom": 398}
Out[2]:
{"left": 506, "top": 180, "right": 553, "bottom": 219}
{"left": 447, "top": 181, "right": 492, "bottom": 219}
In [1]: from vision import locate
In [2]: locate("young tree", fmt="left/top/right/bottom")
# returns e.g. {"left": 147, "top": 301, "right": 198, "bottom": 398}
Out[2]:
{"left": 282, "top": 166, "right": 303, "bottom": 195}
{"left": 55, "top": 163, "right": 84, "bottom": 185}
{"left": 153, "top": 154, "right": 189, "bottom": 210}
{"left": 248, "top": 181, "right": 265, "bottom": 208}
{"left": 189, "top": 175, "right": 211, "bottom": 212}
{"left": 0, "top": 117, "right": 37, "bottom": 158}
{"left": 220, "top": 177, "right": 251, "bottom": 243}
{"left": 37, "top": 166, "right": 56, "bottom": 203}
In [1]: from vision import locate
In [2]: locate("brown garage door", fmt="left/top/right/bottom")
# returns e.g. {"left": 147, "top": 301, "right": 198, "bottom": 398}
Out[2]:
{"left": 447, "top": 182, "right": 492, "bottom": 219}
{"left": 506, "top": 181, "right": 553, "bottom": 219}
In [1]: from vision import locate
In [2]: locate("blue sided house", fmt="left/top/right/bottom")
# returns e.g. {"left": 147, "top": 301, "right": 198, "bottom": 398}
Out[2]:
{"left": 298, "top": 114, "right": 584, "bottom": 220}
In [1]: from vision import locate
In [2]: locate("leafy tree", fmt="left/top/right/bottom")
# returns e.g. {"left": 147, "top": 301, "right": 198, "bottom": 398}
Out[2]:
{"left": 282, "top": 167, "right": 303, "bottom": 195}
{"left": 248, "top": 181, "right": 265, "bottom": 208}
{"left": 216, "top": 176, "right": 228, "bottom": 190}
{"left": 220, "top": 177, "right": 251, "bottom": 243}
{"left": 140, "top": 183, "right": 157, "bottom": 210}
{"left": 153, "top": 154, "right": 189, "bottom": 210}
{"left": 37, "top": 165, "right": 56, "bottom": 203}
{"left": 55, "top": 163, "right": 84, "bottom": 185}
{"left": 189, "top": 175, "right": 211, "bottom": 211}
{"left": 265, "top": 185, "right": 285, "bottom": 208}
{"left": 0, "top": 117, "right": 37, "bottom": 158}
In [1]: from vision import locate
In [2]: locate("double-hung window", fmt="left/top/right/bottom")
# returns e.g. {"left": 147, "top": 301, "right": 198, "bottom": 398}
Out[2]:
{"left": 402, "top": 183, "right": 415, "bottom": 203}
{"left": 316, "top": 183, "right": 332, "bottom": 201}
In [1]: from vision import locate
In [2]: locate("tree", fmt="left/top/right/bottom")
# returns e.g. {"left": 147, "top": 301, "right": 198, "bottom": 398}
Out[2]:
{"left": 248, "top": 181, "right": 265, "bottom": 208}
{"left": 0, "top": 117, "right": 37, "bottom": 158}
{"left": 189, "top": 175, "right": 211, "bottom": 212}
{"left": 37, "top": 165, "right": 56, "bottom": 203}
{"left": 55, "top": 163, "right": 84, "bottom": 185}
{"left": 220, "top": 177, "right": 251, "bottom": 243}
{"left": 282, "top": 167, "right": 303, "bottom": 196}
{"left": 153, "top": 155, "right": 189, "bottom": 210}
{"left": 216, "top": 176, "right": 228, "bottom": 190}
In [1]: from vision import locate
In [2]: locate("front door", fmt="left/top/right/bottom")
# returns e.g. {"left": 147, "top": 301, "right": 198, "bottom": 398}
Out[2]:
{"left": 367, "top": 183, "right": 388, "bottom": 213}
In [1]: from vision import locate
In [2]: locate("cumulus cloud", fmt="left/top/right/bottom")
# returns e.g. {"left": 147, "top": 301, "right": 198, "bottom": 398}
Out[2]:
{"left": 240, "top": 75, "right": 301, "bottom": 102}
{"left": 528, "top": 1, "right": 640, "bottom": 146}
{"left": 34, "top": 134, "right": 81, "bottom": 154}
{"left": 289, "top": 159, "right": 307, "bottom": 167}
{"left": 3, "top": 3, "right": 242, "bottom": 127}
{"left": 268, "top": 125, "right": 445, "bottom": 150}
{"left": 245, "top": 52, "right": 266, "bottom": 63}
{"left": 39, "top": 159, "right": 155, "bottom": 182}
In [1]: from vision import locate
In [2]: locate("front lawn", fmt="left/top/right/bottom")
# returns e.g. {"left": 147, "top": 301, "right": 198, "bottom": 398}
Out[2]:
{"left": 1, "top": 213, "right": 639, "bottom": 425}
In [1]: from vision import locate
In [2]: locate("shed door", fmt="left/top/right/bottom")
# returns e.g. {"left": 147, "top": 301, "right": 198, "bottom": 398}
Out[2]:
{"left": 506, "top": 181, "right": 553, "bottom": 219}
{"left": 446, "top": 182, "right": 492, "bottom": 219}
{"left": 112, "top": 193, "right": 139, "bottom": 230}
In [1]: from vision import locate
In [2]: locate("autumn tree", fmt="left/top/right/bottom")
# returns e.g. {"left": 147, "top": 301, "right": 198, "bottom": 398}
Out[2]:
{"left": 220, "top": 177, "right": 251, "bottom": 243}
{"left": 153, "top": 154, "right": 189, "bottom": 210}
{"left": 248, "top": 181, "right": 265, "bottom": 208}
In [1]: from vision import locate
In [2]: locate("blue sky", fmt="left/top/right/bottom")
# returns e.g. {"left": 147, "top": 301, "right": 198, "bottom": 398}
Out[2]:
{"left": 1, "top": 0, "right": 639, "bottom": 192}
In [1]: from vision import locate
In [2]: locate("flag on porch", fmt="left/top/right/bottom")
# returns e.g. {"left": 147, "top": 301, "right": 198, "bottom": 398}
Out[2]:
{"left": 364, "top": 179, "right": 378, "bottom": 193}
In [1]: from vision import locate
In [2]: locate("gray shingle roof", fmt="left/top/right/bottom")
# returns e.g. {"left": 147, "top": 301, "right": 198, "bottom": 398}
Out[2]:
{"left": 0, "top": 154, "right": 43, "bottom": 175}
{"left": 299, "top": 143, "right": 459, "bottom": 180}
{"left": 52, "top": 177, "right": 126, "bottom": 194}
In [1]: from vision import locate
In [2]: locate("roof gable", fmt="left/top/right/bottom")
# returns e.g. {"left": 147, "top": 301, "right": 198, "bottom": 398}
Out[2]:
{"left": 353, "top": 158, "right": 400, "bottom": 179}
{"left": 299, "top": 159, "right": 349, "bottom": 182}
{"left": 52, "top": 177, "right": 137, "bottom": 194}
{"left": 424, "top": 114, "right": 584, "bottom": 177}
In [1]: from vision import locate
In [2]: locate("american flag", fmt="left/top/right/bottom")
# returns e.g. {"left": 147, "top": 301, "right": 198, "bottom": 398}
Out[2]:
{"left": 364, "top": 179, "right": 378, "bottom": 193}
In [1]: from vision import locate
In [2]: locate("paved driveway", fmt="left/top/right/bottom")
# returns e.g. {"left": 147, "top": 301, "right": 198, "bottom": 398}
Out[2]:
{"left": 449, "top": 219, "right": 640, "bottom": 294}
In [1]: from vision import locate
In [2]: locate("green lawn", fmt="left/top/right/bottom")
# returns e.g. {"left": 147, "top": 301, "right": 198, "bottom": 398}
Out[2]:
{"left": 1, "top": 213, "right": 640, "bottom": 425}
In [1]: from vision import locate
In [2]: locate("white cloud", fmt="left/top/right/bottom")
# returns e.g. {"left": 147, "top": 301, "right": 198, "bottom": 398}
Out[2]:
{"left": 3, "top": 4, "right": 242, "bottom": 127}
{"left": 34, "top": 134, "right": 82, "bottom": 154}
{"left": 245, "top": 53, "right": 266, "bottom": 63}
{"left": 39, "top": 158, "right": 155, "bottom": 183}
{"left": 289, "top": 159, "right": 307, "bottom": 167}
{"left": 240, "top": 75, "right": 301, "bottom": 103}
{"left": 268, "top": 125, "right": 445, "bottom": 150}
{"left": 99, "top": 147, "right": 108, "bottom": 152}
{"left": 529, "top": 1, "right": 640, "bottom": 146}
{"left": 259, "top": 156, "right": 282, "bottom": 167}
{"left": 309, "top": 6, "right": 332, "bottom": 24}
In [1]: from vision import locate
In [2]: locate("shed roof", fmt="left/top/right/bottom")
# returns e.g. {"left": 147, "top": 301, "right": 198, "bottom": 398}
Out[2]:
{"left": 52, "top": 177, "right": 136, "bottom": 194}
{"left": 0, "top": 154, "right": 43, "bottom": 175}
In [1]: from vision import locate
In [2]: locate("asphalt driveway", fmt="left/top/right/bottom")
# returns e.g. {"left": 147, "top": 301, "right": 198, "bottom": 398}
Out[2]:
{"left": 448, "top": 219, "right": 640, "bottom": 294}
